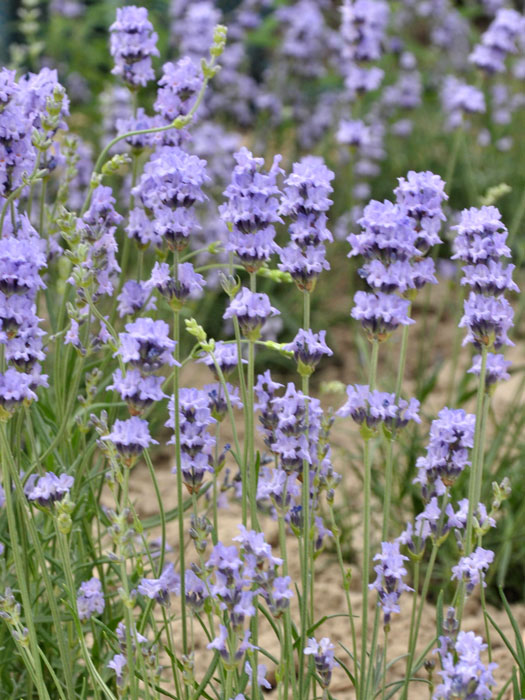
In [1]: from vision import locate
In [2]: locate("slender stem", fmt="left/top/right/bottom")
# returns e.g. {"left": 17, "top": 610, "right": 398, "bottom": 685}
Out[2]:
{"left": 0, "top": 423, "right": 51, "bottom": 700}
{"left": 464, "top": 346, "right": 488, "bottom": 557}
{"left": 299, "top": 290, "right": 312, "bottom": 700}
{"left": 329, "top": 506, "right": 358, "bottom": 689}
{"left": 401, "top": 544, "right": 439, "bottom": 700}
{"left": 173, "top": 300, "right": 188, "bottom": 655}
{"left": 144, "top": 449, "right": 166, "bottom": 575}
{"left": 232, "top": 316, "right": 249, "bottom": 526}
{"left": 359, "top": 338, "right": 380, "bottom": 700}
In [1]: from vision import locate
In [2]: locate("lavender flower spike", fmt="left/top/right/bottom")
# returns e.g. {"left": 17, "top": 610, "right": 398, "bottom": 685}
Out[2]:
{"left": 369, "top": 541, "right": 413, "bottom": 626}
{"left": 304, "top": 636, "right": 337, "bottom": 689}
{"left": 138, "top": 563, "right": 180, "bottom": 605}
{"left": 285, "top": 328, "right": 333, "bottom": 375}
{"left": 352, "top": 291, "right": 414, "bottom": 341}
{"left": 223, "top": 287, "right": 280, "bottom": 340}
{"left": 102, "top": 416, "right": 158, "bottom": 460}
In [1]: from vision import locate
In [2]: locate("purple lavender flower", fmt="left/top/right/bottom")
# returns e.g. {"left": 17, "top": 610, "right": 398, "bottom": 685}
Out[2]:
{"left": 451, "top": 547, "right": 494, "bottom": 595}
{"left": 434, "top": 630, "right": 497, "bottom": 700}
{"left": 441, "top": 76, "right": 486, "bottom": 130}
{"left": 166, "top": 388, "right": 216, "bottom": 492}
{"left": 223, "top": 287, "right": 280, "bottom": 339}
{"left": 278, "top": 243, "right": 330, "bottom": 292}
{"left": 77, "top": 578, "right": 105, "bottom": 620}
{"left": 138, "top": 563, "right": 180, "bottom": 605}
{"left": 337, "top": 384, "right": 420, "bottom": 431}
{"left": 107, "top": 653, "right": 127, "bottom": 688}
{"left": 0, "top": 369, "right": 38, "bottom": 414}
{"left": 130, "top": 146, "right": 209, "bottom": 251}
{"left": 280, "top": 156, "right": 334, "bottom": 219}
{"left": 116, "top": 318, "right": 177, "bottom": 372}
{"left": 146, "top": 261, "right": 205, "bottom": 307}
{"left": 348, "top": 200, "right": 417, "bottom": 263}
{"left": 414, "top": 408, "right": 476, "bottom": 499}
{"left": 304, "top": 636, "right": 337, "bottom": 689}
{"left": 204, "top": 382, "right": 242, "bottom": 422}
{"left": 285, "top": 329, "right": 333, "bottom": 374}
{"left": 102, "top": 417, "right": 158, "bottom": 458}
{"left": 468, "top": 353, "right": 511, "bottom": 387}
{"left": 394, "top": 171, "right": 447, "bottom": 252}
{"left": 245, "top": 662, "right": 272, "bottom": 690}
{"left": 155, "top": 57, "right": 203, "bottom": 121}
{"left": 207, "top": 625, "right": 254, "bottom": 665}
{"left": 225, "top": 228, "right": 280, "bottom": 272}
{"left": 117, "top": 280, "right": 156, "bottom": 317}
{"left": 452, "top": 206, "right": 510, "bottom": 264}
{"left": 461, "top": 260, "right": 518, "bottom": 296}
{"left": 459, "top": 292, "right": 514, "bottom": 350}
{"left": 25, "top": 472, "right": 74, "bottom": 508}
{"left": 197, "top": 341, "right": 246, "bottom": 378}
{"left": 108, "top": 369, "right": 166, "bottom": 414}
{"left": 470, "top": 8, "right": 525, "bottom": 74}
{"left": 109, "top": 6, "right": 159, "bottom": 88}
{"left": 220, "top": 147, "right": 283, "bottom": 235}
{"left": 359, "top": 259, "right": 437, "bottom": 294}
{"left": 352, "top": 291, "right": 414, "bottom": 340}
{"left": 369, "top": 541, "right": 413, "bottom": 626}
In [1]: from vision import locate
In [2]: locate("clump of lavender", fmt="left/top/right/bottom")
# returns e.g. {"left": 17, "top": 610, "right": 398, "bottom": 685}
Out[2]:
{"left": 109, "top": 6, "right": 159, "bottom": 88}
{"left": 220, "top": 147, "right": 283, "bottom": 273}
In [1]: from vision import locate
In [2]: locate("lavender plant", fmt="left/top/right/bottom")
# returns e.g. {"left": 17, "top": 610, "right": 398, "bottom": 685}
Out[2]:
{"left": 0, "top": 4, "right": 524, "bottom": 700}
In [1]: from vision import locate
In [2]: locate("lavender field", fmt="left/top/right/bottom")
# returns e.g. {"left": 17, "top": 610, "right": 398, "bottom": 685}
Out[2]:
{"left": 0, "top": 1, "right": 525, "bottom": 699}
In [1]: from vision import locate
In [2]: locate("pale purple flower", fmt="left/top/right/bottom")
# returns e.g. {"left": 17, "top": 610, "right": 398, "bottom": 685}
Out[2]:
{"left": 468, "top": 353, "right": 511, "bottom": 386}
{"left": 245, "top": 662, "right": 272, "bottom": 690}
{"left": 451, "top": 547, "right": 494, "bottom": 594}
{"left": 459, "top": 292, "right": 514, "bottom": 350}
{"left": 304, "top": 636, "right": 337, "bottom": 688}
{"left": 25, "top": 472, "right": 74, "bottom": 508}
{"left": 351, "top": 291, "right": 414, "bottom": 339}
{"left": 223, "top": 287, "right": 280, "bottom": 338}
{"left": 278, "top": 243, "right": 330, "bottom": 292}
{"left": 146, "top": 261, "right": 205, "bottom": 304}
{"left": 107, "top": 369, "right": 166, "bottom": 412}
{"left": 102, "top": 417, "right": 158, "bottom": 457}
{"left": 117, "top": 281, "right": 155, "bottom": 317}
{"left": 109, "top": 6, "right": 159, "bottom": 87}
{"left": 434, "top": 630, "right": 497, "bottom": 700}
{"left": 284, "top": 329, "right": 333, "bottom": 371}
{"left": 77, "top": 578, "right": 105, "bottom": 620}
{"left": 369, "top": 541, "right": 413, "bottom": 625}
{"left": 197, "top": 341, "right": 246, "bottom": 377}
{"left": 138, "top": 563, "right": 180, "bottom": 605}
{"left": 116, "top": 318, "right": 177, "bottom": 372}
{"left": 107, "top": 653, "right": 127, "bottom": 688}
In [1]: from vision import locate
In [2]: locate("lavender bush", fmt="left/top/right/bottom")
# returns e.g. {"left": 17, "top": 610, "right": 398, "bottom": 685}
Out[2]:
{"left": 0, "top": 2, "right": 524, "bottom": 700}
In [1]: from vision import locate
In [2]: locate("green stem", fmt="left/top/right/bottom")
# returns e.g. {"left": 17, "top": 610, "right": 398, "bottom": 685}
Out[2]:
{"left": 172, "top": 259, "right": 188, "bottom": 654}
{"left": 329, "top": 506, "right": 358, "bottom": 690}
{"left": 0, "top": 423, "right": 51, "bottom": 700}
{"left": 464, "top": 346, "right": 488, "bottom": 557}
{"left": 144, "top": 449, "right": 166, "bottom": 575}
{"left": 401, "top": 544, "right": 438, "bottom": 700}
